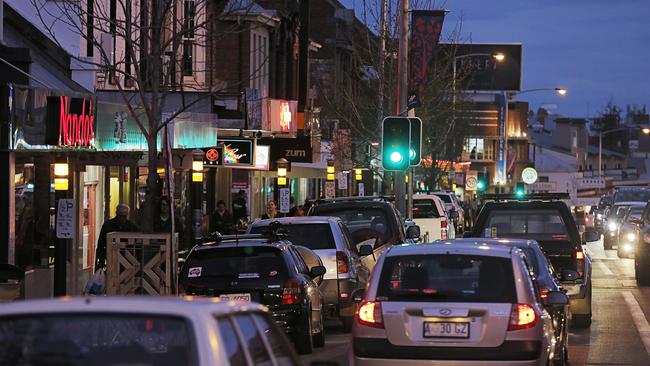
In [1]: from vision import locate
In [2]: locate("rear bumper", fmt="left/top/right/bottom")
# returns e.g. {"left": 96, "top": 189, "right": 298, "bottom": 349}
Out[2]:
{"left": 352, "top": 338, "right": 542, "bottom": 363}
{"left": 563, "top": 281, "right": 591, "bottom": 315}
{"left": 268, "top": 305, "right": 308, "bottom": 335}
{"left": 320, "top": 278, "right": 356, "bottom": 318}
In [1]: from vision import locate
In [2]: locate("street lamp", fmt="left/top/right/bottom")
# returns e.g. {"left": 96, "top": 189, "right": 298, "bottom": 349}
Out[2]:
{"left": 597, "top": 127, "right": 650, "bottom": 176}
{"left": 509, "top": 87, "right": 568, "bottom": 99}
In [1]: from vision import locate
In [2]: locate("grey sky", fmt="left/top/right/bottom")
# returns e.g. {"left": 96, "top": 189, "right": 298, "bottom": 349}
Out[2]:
{"left": 341, "top": 0, "right": 650, "bottom": 117}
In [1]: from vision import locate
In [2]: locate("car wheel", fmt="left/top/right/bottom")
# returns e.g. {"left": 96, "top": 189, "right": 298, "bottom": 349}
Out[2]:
{"left": 572, "top": 285, "right": 592, "bottom": 328}
{"left": 313, "top": 307, "right": 325, "bottom": 348}
{"left": 341, "top": 316, "right": 354, "bottom": 333}
{"left": 636, "top": 247, "right": 650, "bottom": 286}
{"left": 295, "top": 307, "right": 314, "bottom": 355}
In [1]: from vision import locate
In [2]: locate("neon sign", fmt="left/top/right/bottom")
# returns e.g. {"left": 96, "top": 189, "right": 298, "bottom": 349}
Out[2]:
{"left": 280, "top": 102, "right": 292, "bottom": 132}
{"left": 58, "top": 96, "right": 95, "bottom": 147}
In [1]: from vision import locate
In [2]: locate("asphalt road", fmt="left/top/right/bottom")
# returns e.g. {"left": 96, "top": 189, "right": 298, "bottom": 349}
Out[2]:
{"left": 300, "top": 239, "right": 650, "bottom": 366}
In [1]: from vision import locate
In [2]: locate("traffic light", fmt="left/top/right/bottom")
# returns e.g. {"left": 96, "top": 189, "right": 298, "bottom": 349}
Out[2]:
{"left": 382, "top": 117, "right": 411, "bottom": 171}
{"left": 515, "top": 182, "right": 525, "bottom": 198}
{"left": 477, "top": 172, "right": 488, "bottom": 192}
{"left": 409, "top": 117, "right": 422, "bottom": 166}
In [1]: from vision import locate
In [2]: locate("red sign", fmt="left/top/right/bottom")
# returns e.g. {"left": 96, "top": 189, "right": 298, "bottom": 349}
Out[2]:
{"left": 205, "top": 148, "right": 220, "bottom": 162}
{"left": 58, "top": 96, "right": 95, "bottom": 147}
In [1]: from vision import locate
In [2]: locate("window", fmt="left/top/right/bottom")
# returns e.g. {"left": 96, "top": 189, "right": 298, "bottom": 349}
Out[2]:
{"left": 250, "top": 224, "right": 336, "bottom": 250}
{"left": 234, "top": 315, "right": 271, "bottom": 366}
{"left": 86, "top": 0, "right": 94, "bottom": 57}
{"left": 315, "top": 208, "right": 393, "bottom": 245}
{"left": 465, "top": 138, "right": 495, "bottom": 161}
{"left": 412, "top": 199, "right": 442, "bottom": 218}
{"left": 377, "top": 255, "right": 517, "bottom": 303}
{"left": 485, "top": 209, "right": 569, "bottom": 239}
{"left": 217, "top": 317, "right": 247, "bottom": 366}
{"left": 182, "top": 1, "right": 196, "bottom": 76}
{"left": 183, "top": 40, "right": 193, "bottom": 76}
{"left": 250, "top": 29, "right": 269, "bottom": 96}
{"left": 252, "top": 313, "right": 296, "bottom": 366}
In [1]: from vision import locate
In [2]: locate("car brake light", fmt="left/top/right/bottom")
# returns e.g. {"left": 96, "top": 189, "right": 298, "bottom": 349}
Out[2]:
{"left": 441, "top": 219, "right": 448, "bottom": 229}
{"left": 539, "top": 288, "right": 549, "bottom": 299}
{"left": 508, "top": 303, "right": 538, "bottom": 331}
{"left": 282, "top": 279, "right": 302, "bottom": 305}
{"left": 576, "top": 249, "right": 585, "bottom": 278}
{"left": 441, "top": 220, "right": 448, "bottom": 240}
{"left": 358, "top": 301, "right": 384, "bottom": 328}
{"left": 337, "top": 251, "right": 349, "bottom": 274}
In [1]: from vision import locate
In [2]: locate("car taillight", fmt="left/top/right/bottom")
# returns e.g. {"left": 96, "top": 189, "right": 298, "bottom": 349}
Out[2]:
{"left": 539, "top": 288, "right": 550, "bottom": 300}
{"left": 441, "top": 219, "right": 448, "bottom": 229}
{"left": 576, "top": 249, "right": 585, "bottom": 278}
{"left": 337, "top": 251, "right": 349, "bottom": 274}
{"left": 508, "top": 303, "right": 538, "bottom": 331}
{"left": 282, "top": 279, "right": 302, "bottom": 305}
{"left": 357, "top": 301, "right": 384, "bottom": 328}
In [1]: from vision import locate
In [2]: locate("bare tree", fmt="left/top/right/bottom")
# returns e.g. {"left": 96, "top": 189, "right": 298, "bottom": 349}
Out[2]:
{"left": 30, "top": 0, "right": 269, "bottom": 231}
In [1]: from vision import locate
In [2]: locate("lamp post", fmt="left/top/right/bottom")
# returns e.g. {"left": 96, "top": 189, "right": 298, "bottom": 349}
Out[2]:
{"left": 53, "top": 162, "right": 69, "bottom": 296}
{"left": 192, "top": 150, "right": 204, "bottom": 241}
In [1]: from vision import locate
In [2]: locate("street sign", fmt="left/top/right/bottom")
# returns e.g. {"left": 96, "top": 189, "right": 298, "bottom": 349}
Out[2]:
{"left": 521, "top": 167, "right": 538, "bottom": 184}
{"left": 574, "top": 177, "right": 605, "bottom": 189}
{"left": 381, "top": 117, "right": 411, "bottom": 171}
{"left": 337, "top": 172, "right": 348, "bottom": 190}
{"left": 358, "top": 182, "right": 365, "bottom": 196}
{"left": 409, "top": 117, "right": 422, "bottom": 166}
{"left": 279, "top": 188, "right": 290, "bottom": 213}
{"left": 465, "top": 171, "right": 478, "bottom": 191}
{"left": 325, "top": 181, "right": 336, "bottom": 199}
{"left": 56, "top": 199, "right": 75, "bottom": 239}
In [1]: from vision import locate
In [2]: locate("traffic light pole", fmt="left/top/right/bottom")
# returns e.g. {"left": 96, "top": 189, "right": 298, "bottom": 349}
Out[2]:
{"left": 394, "top": 0, "right": 408, "bottom": 216}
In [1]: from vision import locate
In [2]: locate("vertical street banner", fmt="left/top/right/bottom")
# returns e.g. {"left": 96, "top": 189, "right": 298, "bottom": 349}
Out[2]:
{"left": 408, "top": 10, "right": 446, "bottom": 110}
{"left": 496, "top": 93, "right": 507, "bottom": 184}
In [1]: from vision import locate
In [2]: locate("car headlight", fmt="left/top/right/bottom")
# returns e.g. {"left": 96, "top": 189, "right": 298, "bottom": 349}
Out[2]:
{"left": 608, "top": 222, "right": 618, "bottom": 231}
{"left": 597, "top": 214, "right": 603, "bottom": 219}
{"left": 627, "top": 232, "right": 637, "bottom": 242}
{"left": 624, "top": 244, "right": 634, "bottom": 252}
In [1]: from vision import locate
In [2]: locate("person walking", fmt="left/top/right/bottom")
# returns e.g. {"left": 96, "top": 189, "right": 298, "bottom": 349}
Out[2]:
{"left": 212, "top": 200, "right": 233, "bottom": 234}
{"left": 154, "top": 196, "right": 183, "bottom": 236}
{"left": 95, "top": 204, "right": 139, "bottom": 270}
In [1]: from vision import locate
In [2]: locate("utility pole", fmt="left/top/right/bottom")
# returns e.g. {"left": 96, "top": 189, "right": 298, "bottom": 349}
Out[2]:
{"left": 376, "top": 0, "right": 386, "bottom": 196}
{"left": 395, "top": 0, "right": 408, "bottom": 215}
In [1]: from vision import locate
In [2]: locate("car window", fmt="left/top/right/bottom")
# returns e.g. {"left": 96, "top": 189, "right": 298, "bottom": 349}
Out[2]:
{"left": 288, "top": 247, "right": 309, "bottom": 275}
{"left": 484, "top": 209, "right": 569, "bottom": 239}
{"left": 433, "top": 194, "right": 452, "bottom": 203}
{"left": 314, "top": 207, "right": 393, "bottom": 244}
{"left": 614, "top": 190, "right": 650, "bottom": 203}
{"left": 183, "top": 246, "right": 289, "bottom": 282}
{"left": 413, "top": 199, "right": 442, "bottom": 218}
{"left": 338, "top": 222, "right": 358, "bottom": 254}
{"left": 234, "top": 314, "right": 272, "bottom": 366}
{"left": 217, "top": 316, "right": 247, "bottom": 366}
{"left": 252, "top": 313, "right": 297, "bottom": 366}
{"left": 377, "top": 254, "right": 517, "bottom": 303}
{"left": 0, "top": 314, "right": 197, "bottom": 365}
{"left": 250, "top": 224, "right": 336, "bottom": 250}
{"left": 628, "top": 207, "right": 644, "bottom": 221}
{"left": 519, "top": 254, "right": 543, "bottom": 304}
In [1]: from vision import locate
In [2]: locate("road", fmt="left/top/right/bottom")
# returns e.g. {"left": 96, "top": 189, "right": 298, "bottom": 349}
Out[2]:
{"left": 300, "top": 240, "right": 650, "bottom": 366}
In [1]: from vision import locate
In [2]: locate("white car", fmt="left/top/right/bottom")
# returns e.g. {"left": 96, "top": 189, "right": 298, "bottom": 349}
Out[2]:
{"left": 412, "top": 194, "right": 455, "bottom": 242}
{"left": 350, "top": 240, "right": 568, "bottom": 366}
{"left": 0, "top": 297, "right": 301, "bottom": 365}
{"left": 432, "top": 191, "right": 465, "bottom": 232}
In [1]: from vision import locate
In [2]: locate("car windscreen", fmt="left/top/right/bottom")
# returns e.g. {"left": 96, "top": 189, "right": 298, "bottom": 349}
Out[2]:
{"left": 377, "top": 254, "right": 517, "bottom": 303}
{"left": 183, "top": 246, "right": 288, "bottom": 282}
{"left": 433, "top": 194, "right": 452, "bottom": 203}
{"left": 614, "top": 190, "right": 650, "bottom": 203}
{"left": 412, "top": 199, "right": 442, "bottom": 218}
{"left": 628, "top": 207, "right": 645, "bottom": 221}
{"left": 313, "top": 208, "right": 392, "bottom": 243}
{"left": 484, "top": 209, "right": 570, "bottom": 240}
{"left": 614, "top": 206, "right": 630, "bottom": 220}
{"left": 250, "top": 223, "right": 336, "bottom": 250}
{"left": 0, "top": 314, "right": 196, "bottom": 365}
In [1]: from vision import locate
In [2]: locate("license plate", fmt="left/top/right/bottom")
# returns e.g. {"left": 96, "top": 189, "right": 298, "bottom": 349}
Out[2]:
{"left": 219, "top": 293, "right": 251, "bottom": 302}
{"left": 423, "top": 322, "right": 470, "bottom": 338}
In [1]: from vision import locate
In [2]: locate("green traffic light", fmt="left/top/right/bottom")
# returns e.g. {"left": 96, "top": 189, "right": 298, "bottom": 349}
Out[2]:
{"left": 477, "top": 180, "right": 485, "bottom": 191}
{"left": 390, "top": 151, "right": 404, "bottom": 163}
{"left": 409, "top": 148, "right": 416, "bottom": 159}
{"left": 515, "top": 189, "right": 525, "bottom": 198}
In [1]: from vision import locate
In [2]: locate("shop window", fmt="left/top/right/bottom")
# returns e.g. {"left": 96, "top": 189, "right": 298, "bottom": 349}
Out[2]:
{"left": 464, "top": 138, "right": 494, "bottom": 161}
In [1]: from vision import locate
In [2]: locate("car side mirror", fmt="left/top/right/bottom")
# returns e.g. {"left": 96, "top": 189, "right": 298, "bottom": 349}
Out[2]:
{"left": 583, "top": 230, "right": 600, "bottom": 243}
{"left": 359, "top": 244, "right": 374, "bottom": 257}
{"left": 406, "top": 225, "right": 421, "bottom": 239}
{"left": 543, "top": 290, "right": 569, "bottom": 306}
{"left": 560, "top": 269, "right": 580, "bottom": 281}
{"left": 310, "top": 265, "right": 326, "bottom": 278}
{"left": 351, "top": 288, "right": 366, "bottom": 302}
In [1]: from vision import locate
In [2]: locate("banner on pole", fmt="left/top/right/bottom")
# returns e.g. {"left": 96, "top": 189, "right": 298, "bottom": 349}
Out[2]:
{"left": 496, "top": 93, "right": 507, "bottom": 184}
{"left": 408, "top": 10, "right": 446, "bottom": 110}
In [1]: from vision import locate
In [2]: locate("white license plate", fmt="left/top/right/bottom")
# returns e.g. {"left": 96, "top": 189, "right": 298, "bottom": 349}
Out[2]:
{"left": 423, "top": 322, "right": 470, "bottom": 338}
{"left": 219, "top": 293, "right": 251, "bottom": 302}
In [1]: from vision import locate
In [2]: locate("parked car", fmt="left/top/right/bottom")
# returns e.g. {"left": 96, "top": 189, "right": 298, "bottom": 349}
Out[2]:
{"left": 468, "top": 194, "right": 594, "bottom": 328}
{"left": 617, "top": 204, "right": 646, "bottom": 258}
{"left": 179, "top": 232, "right": 326, "bottom": 354}
{"left": 411, "top": 194, "right": 455, "bottom": 242}
{"left": 248, "top": 217, "right": 373, "bottom": 331}
{"left": 0, "top": 297, "right": 302, "bottom": 365}
{"left": 350, "top": 240, "right": 568, "bottom": 366}
{"left": 454, "top": 238, "right": 573, "bottom": 365}
{"left": 432, "top": 191, "right": 465, "bottom": 233}
{"left": 309, "top": 197, "right": 420, "bottom": 269}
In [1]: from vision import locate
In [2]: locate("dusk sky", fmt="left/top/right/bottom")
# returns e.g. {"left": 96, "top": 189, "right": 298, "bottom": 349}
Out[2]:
{"left": 341, "top": 0, "right": 650, "bottom": 118}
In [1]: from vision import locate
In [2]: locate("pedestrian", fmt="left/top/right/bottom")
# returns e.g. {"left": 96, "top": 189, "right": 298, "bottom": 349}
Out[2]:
{"left": 294, "top": 205, "right": 306, "bottom": 217}
{"left": 232, "top": 190, "right": 248, "bottom": 223}
{"left": 154, "top": 196, "right": 183, "bottom": 235}
{"left": 212, "top": 200, "right": 233, "bottom": 234}
{"left": 95, "top": 204, "right": 139, "bottom": 270}
{"left": 261, "top": 200, "right": 281, "bottom": 219}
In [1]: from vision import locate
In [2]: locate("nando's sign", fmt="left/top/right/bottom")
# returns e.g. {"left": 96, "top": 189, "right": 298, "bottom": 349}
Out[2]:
{"left": 46, "top": 95, "right": 96, "bottom": 148}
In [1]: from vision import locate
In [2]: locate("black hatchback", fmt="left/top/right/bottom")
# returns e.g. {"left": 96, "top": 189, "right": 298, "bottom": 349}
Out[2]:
{"left": 179, "top": 233, "right": 326, "bottom": 355}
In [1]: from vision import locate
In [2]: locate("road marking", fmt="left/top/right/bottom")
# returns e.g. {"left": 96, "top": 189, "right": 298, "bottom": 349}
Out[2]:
{"left": 622, "top": 291, "right": 650, "bottom": 356}
{"left": 596, "top": 261, "right": 614, "bottom": 276}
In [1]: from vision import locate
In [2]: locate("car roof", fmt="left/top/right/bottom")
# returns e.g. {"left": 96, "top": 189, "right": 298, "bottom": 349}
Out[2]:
{"left": 385, "top": 241, "right": 515, "bottom": 258}
{"left": 413, "top": 194, "right": 445, "bottom": 202}
{"left": 193, "top": 238, "right": 291, "bottom": 252}
{"left": 613, "top": 201, "right": 647, "bottom": 207}
{"left": 451, "top": 237, "right": 538, "bottom": 250}
{"left": 482, "top": 200, "right": 567, "bottom": 208}
{"left": 313, "top": 200, "right": 393, "bottom": 210}
{"left": 0, "top": 296, "right": 267, "bottom": 317}
{"left": 251, "top": 216, "right": 340, "bottom": 226}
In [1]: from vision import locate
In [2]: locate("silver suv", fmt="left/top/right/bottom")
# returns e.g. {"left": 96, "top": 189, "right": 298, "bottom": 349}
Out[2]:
{"left": 350, "top": 240, "right": 569, "bottom": 366}
{"left": 249, "top": 217, "right": 372, "bottom": 331}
